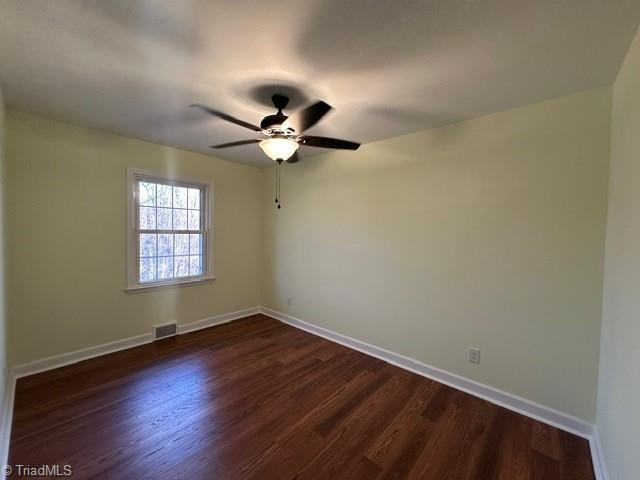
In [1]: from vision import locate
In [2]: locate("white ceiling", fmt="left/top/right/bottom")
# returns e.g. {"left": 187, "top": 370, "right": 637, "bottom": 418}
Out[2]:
{"left": 1, "top": 0, "right": 639, "bottom": 167}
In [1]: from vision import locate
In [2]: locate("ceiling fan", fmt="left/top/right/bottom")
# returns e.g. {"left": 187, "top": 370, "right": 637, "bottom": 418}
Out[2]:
{"left": 190, "top": 94, "right": 360, "bottom": 164}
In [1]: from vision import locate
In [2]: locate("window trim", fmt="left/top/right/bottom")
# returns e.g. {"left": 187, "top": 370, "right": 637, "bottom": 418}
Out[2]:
{"left": 125, "top": 168, "right": 215, "bottom": 292}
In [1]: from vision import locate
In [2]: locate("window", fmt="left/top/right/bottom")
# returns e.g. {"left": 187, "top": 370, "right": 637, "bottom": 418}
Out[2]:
{"left": 127, "top": 170, "right": 213, "bottom": 290}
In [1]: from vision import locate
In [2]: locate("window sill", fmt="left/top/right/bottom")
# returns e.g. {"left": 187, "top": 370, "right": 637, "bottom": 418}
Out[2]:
{"left": 124, "top": 275, "right": 216, "bottom": 294}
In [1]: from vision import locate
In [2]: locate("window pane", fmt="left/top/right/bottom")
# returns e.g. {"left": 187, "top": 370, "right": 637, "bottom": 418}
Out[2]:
{"left": 188, "top": 210, "right": 200, "bottom": 230}
{"left": 139, "top": 207, "right": 156, "bottom": 229}
{"left": 157, "top": 184, "right": 172, "bottom": 207}
{"left": 173, "top": 209, "right": 187, "bottom": 230}
{"left": 157, "top": 208, "right": 172, "bottom": 230}
{"left": 158, "top": 257, "right": 174, "bottom": 280}
{"left": 140, "top": 257, "right": 157, "bottom": 283}
{"left": 190, "top": 234, "right": 202, "bottom": 255}
{"left": 130, "top": 175, "right": 209, "bottom": 287}
{"left": 175, "top": 255, "right": 189, "bottom": 277}
{"left": 158, "top": 234, "right": 173, "bottom": 256}
{"left": 139, "top": 234, "right": 157, "bottom": 257}
{"left": 173, "top": 186, "right": 188, "bottom": 208}
{"left": 188, "top": 188, "right": 200, "bottom": 210}
{"left": 189, "top": 255, "right": 203, "bottom": 276}
{"left": 139, "top": 182, "right": 156, "bottom": 206}
{"left": 175, "top": 234, "right": 189, "bottom": 255}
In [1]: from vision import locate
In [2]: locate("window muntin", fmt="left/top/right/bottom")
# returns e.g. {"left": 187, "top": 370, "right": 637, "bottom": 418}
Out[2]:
{"left": 128, "top": 172, "right": 212, "bottom": 289}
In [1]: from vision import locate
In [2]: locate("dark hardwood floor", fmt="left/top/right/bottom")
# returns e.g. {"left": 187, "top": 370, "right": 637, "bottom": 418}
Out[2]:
{"left": 9, "top": 314, "right": 594, "bottom": 479}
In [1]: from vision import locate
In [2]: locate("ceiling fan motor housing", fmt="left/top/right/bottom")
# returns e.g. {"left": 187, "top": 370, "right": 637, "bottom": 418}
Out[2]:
{"left": 260, "top": 112, "right": 289, "bottom": 133}
{"left": 260, "top": 94, "right": 295, "bottom": 134}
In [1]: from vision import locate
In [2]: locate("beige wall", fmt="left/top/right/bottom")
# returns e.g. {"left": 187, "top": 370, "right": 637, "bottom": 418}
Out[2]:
{"left": 5, "top": 110, "right": 263, "bottom": 366}
{"left": 3, "top": 87, "right": 614, "bottom": 424}
{"left": 597, "top": 25, "right": 640, "bottom": 480}
{"left": 262, "top": 88, "right": 611, "bottom": 421}
{"left": 0, "top": 86, "right": 9, "bottom": 458}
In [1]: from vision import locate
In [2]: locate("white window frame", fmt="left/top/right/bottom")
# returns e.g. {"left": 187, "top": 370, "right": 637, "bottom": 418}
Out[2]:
{"left": 126, "top": 168, "right": 215, "bottom": 292}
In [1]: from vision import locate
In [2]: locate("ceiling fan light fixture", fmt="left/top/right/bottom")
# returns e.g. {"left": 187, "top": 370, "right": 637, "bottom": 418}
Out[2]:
{"left": 259, "top": 137, "right": 299, "bottom": 161}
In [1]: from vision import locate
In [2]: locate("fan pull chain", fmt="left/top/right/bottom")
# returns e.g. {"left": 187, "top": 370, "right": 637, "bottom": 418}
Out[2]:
{"left": 275, "top": 160, "right": 282, "bottom": 209}
{"left": 274, "top": 163, "right": 279, "bottom": 205}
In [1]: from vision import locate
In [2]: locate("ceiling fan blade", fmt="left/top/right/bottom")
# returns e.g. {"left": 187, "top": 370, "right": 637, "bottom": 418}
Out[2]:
{"left": 286, "top": 151, "right": 300, "bottom": 163}
{"left": 209, "top": 139, "right": 261, "bottom": 149}
{"left": 299, "top": 135, "right": 360, "bottom": 150}
{"left": 283, "top": 101, "right": 332, "bottom": 133}
{"left": 191, "top": 104, "right": 262, "bottom": 132}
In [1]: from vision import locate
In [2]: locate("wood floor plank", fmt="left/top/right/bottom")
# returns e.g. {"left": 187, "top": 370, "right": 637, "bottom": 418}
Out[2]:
{"left": 409, "top": 390, "right": 485, "bottom": 479}
{"left": 442, "top": 400, "right": 501, "bottom": 480}
{"left": 558, "top": 429, "right": 595, "bottom": 480}
{"left": 237, "top": 364, "right": 394, "bottom": 479}
{"left": 365, "top": 380, "right": 435, "bottom": 467}
{"left": 295, "top": 371, "right": 423, "bottom": 479}
{"left": 533, "top": 451, "right": 561, "bottom": 480}
{"left": 495, "top": 412, "right": 535, "bottom": 480}
{"left": 531, "top": 421, "right": 561, "bottom": 460}
{"left": 373, "top": 419, "right": 434, "bottom": 479}
{"left": 8, "top": 314, "right": 595, "bottom": 480}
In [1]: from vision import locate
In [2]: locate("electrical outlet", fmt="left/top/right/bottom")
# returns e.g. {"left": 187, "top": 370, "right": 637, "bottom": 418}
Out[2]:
{"left": 468, "top": 347, "right": 480, "bottom": 365}
{"left": 287, "top": 296, "right": 292, "bottom": 306}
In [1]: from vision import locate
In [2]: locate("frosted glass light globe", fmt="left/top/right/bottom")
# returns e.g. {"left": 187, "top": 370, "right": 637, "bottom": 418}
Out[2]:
{"left": 259, "top": 138, "right": 299, "bottom": 161}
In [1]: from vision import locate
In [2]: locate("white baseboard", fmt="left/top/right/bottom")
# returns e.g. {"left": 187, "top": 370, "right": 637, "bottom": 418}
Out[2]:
{"left": 11, "top": 306, "right": 261, "bottom": 379}
{"left": 589, "top": 427, "right": 609, "bottom": 480}
{"left": 2, "top": 306, "right": 608, "bottom": 480}
{"left": 177, "top": 307, "right": 260, "bottom": 335}
{"left": 2, "top": 306, "right": 262, "bottom": 479}
{"left": 12, "top": 333, "right": 154, "bottom": 380}
{"left": 0, "top": 371, "right": 16, "bottom": 480}
{"left": 260, "top": 307, "right": 595, "bottom": 437}
{"left": 262, "top": 307, "right": 610, "bottom": 479}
